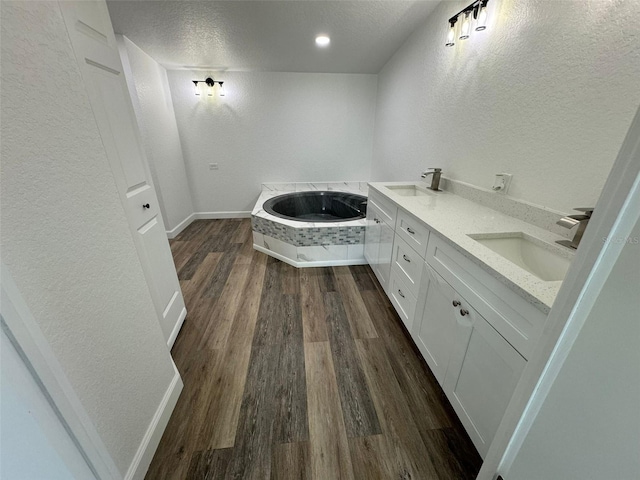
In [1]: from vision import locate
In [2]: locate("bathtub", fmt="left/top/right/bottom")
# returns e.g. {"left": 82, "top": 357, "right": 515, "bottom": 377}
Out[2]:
{"left": 252, "top": 182, "right": 369, "bottom": 267}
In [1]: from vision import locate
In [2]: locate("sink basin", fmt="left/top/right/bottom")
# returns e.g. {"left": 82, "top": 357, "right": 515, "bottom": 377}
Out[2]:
{"left": 468, "top": 232, "right": 573, "bottom": 282}
{"left": 386, "top": 184, "right": 434, "bottom": 197}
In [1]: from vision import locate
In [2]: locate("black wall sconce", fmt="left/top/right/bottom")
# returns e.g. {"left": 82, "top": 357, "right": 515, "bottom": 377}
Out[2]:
{"left": 446, "top": 0, "right": 489, "bottom": 47}
{"left": 192, "top": 77, "right": 225, "bottom": 97}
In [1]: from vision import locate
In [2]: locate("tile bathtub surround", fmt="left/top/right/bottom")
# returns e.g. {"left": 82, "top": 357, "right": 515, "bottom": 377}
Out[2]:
{"left": 261, "top": 181, "right": 369, "bottom": 193}
{"left": 440, "top": 178, "right": 573, "bottom": 239}
{"left": 251, "top": 216, "right": 365, "bottom": 247}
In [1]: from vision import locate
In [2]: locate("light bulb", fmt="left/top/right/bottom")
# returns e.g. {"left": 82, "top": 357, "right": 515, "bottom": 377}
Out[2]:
{"left": 218, "top": 82, "right": 225, "bottom": 97}
{"left": 459, "top": 12, "right": 471, "bottom": 40}
{"left": 315, "top": 35, "right": 330, "bottom": 47}
{"left": 193, "top": 81, "right": 200, "bottom": 96}
{"left": 475, "top": 4, "right": 488, "bottom": 31}
{"left": 445, "top": 23, "right": 456, "bottom": 47}
{"left": 207, "top": 84, "right": 213, "bottom": 96}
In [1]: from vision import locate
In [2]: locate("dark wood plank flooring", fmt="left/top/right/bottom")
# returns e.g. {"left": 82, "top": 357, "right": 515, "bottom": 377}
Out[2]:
{"left": 147, "top": 219, "right": 482, "bottom": 479}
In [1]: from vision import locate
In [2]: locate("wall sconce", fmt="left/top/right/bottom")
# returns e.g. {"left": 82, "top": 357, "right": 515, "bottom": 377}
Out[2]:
{"left": 192, "top": 77, "right": 225, "bottom": 97}
{"left": 445, "top": 0, "right": 489, "bottom": 47}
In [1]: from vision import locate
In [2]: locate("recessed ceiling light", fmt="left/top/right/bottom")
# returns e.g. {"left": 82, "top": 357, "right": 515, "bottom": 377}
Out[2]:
{"left": 315, "top": 35, "right": 330, "bottom": 47}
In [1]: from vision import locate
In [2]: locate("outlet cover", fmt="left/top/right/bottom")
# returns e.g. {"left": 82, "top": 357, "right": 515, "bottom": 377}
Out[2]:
{"left": 209, "top": 163, "right": 219, "bottom": 170}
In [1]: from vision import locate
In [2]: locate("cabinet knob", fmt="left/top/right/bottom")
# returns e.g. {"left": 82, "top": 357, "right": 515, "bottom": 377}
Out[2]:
{"left": 406, "top": 227, "right": 415, "bottom": 235}
{"left": 402, "top": 254, "right": 411, "bottom": 263}
{"left": 142, "top": 203, "right": 150, "bottom": 209}
{"left": 398, "top": 289, "right": 405, "bottom": 298}
{"left": 452, "top": 300, "right": 461, "bottom": 307}
{"left": 459, "top": 309, "right": 469, "bottom": 316}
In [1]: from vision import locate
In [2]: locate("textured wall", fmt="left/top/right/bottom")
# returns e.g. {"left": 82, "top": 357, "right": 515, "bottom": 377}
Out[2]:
{"left": 372, "top": 0, "right": 640, "bottom": 214}
{"left": 118, "top": 35, "right": 195, "bottom": 232}
{"left": 508, "top": 215, "right": 640, "bottom": 479}
{"left": 1, "top": 2, "right": 175, "bottom": 474}
{"left": 167, "top": 70, "right": 377, "bottom": 213}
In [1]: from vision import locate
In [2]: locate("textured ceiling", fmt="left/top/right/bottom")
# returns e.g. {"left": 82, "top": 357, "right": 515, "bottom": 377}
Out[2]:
{"left": 107, "top": 1, "right": 440, "bottom": 73}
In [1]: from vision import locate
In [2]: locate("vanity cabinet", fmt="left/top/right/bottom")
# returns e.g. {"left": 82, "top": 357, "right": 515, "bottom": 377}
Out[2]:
{"left": 414, "top": 262, "right": 526, "bottom": 457}
{"left": 364, "top": 192, "right": 397, "bottom": 293}
{"left": 412, "top": 264, "right": 458, "bottom": 385}
{"left": 364, "top": 186, "right": 548, "bottom": 459}
{"left": 443, "top": 300, "right": 526, "bottom": 458}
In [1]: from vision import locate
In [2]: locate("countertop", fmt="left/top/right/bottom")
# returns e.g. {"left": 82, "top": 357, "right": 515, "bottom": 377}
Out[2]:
{"left": 368, "top": 182, "right": 575, "bottom": 314}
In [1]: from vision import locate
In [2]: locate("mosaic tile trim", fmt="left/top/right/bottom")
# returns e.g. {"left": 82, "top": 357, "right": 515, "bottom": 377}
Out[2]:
{"left": 252, "top": 215, "right": 365, "bottom": 247}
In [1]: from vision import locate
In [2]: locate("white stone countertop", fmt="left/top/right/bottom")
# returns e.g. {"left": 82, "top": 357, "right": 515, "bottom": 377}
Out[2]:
{"left": 369, "top": 182, "right": 576, "bottom": 314}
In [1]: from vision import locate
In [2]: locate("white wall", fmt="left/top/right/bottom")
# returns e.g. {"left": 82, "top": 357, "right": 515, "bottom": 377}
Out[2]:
{"left": 167, "top": 70, "right": 378, "bottom": 213}
{"left": 507, "top": 213, "right": 640, "bottom": 479}
{"left": 1, "top": 1, "right": 176, "bottom": 474}
{"left": 1, "top": 329, "right": 94, "bottom": 480}
{"left": 372, "top": 0, "right": 640, "bottom": 214}
{"left": 118, "top": 35, "right": 195, "bottom": 233}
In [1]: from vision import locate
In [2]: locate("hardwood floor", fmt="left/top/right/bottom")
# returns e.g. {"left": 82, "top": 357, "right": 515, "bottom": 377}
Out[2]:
{"left": 147, "top": 219, "right": 481, "bottom": 479}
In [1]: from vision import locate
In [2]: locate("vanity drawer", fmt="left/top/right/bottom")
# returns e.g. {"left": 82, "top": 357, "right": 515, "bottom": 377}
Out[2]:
{"left": 396, "top": 209, "right": 430, "bottom": 258}
{"left": 391, "top": 234, "right": 423, "bottom": 298}
{"left": 368, "top": 189, "right": 398, "bottom": 228}
{"left": 389, "top": 269, "right": 418, "bottom": 331}
{"left": 426, "top": 234, "right": 547, "bottom": 359}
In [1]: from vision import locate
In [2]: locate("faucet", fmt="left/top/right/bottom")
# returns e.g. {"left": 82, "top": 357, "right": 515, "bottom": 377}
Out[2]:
{"left": 421, "top": 168, "right": 442, "bottom": 191}
{"left": 556, "top": 208, "right": 594, "bottom": 249}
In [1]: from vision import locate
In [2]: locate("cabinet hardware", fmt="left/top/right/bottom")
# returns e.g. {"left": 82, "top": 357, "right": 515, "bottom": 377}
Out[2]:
{"left": 452, "top": 300, "right": 461, "bottom": 307}
{"left": 406, "top": 227, "right": 415, "bottom": 235}
{"left": 398, "top": 289, "right": 405, "bottom": 298}
{"left": 142, "top": 203, "right": 150, "bottom": 209}
{"left": 403, "top": 254, "right": 411, "bottom": 262}
{"left": 460, "top": 308, "right": 469, "bottom": 316}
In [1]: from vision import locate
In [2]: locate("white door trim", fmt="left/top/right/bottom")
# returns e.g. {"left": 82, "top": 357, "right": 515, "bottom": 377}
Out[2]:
{"left": 478, "top": 106, "right": 640, "bottom": 479}
{"left": 1, "top": 263, "right": 121, "bottom": 480}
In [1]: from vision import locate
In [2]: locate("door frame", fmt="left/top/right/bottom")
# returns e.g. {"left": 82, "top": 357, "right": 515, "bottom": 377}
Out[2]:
{"left": 1, "top": 264, "right": 121, "bottom": 479}
{"left": 478, "top": 106, "right": 640, "bottom": 479}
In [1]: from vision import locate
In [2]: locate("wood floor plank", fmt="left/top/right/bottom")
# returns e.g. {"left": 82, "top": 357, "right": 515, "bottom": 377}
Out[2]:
{"left": 348, "top": 265, "right": 377, "bottom": 292}
{"left": 271, "top": 442, "right": 311, "bottom": 480}
{"left": 144, "top": 348, "right": 222, "bottom": 480}
{"left": 151, "top": 220, "right": 481, "bottom": 480}
{"left": 304, "top": 342, "right": 355, "bottom": 480}
{"left": 420, "top": 428, "right": 482, "bottom": 480}
{"left": 196, "top": 253, "right": 268, "bottom": 450}
{"left": 300, "top": 269, "right": 329, "bottom": 343}
{"left": 199, "top": 260, "right": 251, "bottom": 350}
{"left": 231, "top": 218, "right": 251, "bottom": 243}
{"left": 316, "top": 266, "right": 337, "bottom": 292}
{"left": 281, "top": 261, "right": 300, "bottom": 295}
{"left": 324, "top": 292, "right": 381, "bottom": 438}
{"left": 332, "top": 266, "right": 378, "bottom": 339}
{"left": 360, "top": 290, "right": 454, "bottom": 433}
{"left": 225, "top": 344, "right": 279, "bottom": 479}
{"left": 186, "top": 448, "right": 233, "bottom": 480}
{"left": 355, "top": 337, "right": 439, "bottom": 479}
{"left": 180, "top": 253, "right": 223, "bottom": 307}
{"left": 270, "top": 293, "right": 308, "bottom": 443}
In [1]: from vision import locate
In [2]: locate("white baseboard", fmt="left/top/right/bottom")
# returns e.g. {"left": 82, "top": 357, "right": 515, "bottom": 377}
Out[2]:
{"left": 125, "top": 365, "right": 183, "bottom": 480}
{"left": 195, "top": 211, "right": 252, "bottom": 219}
{"left": 167, "top": 307, "right": 187, "bottom": 350}
{"left": 166, "top": 213, "right": 195, "bottom": 239}
{"left": 253, "top": 244, "right": 368, "bottom": 268}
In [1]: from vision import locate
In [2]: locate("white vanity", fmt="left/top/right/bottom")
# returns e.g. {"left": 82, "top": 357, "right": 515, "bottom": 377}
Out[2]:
{"left": 365, "top": 182, "right": 574, "bottom": 458}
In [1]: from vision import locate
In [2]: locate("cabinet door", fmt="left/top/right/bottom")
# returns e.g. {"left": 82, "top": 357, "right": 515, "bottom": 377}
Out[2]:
{"left": 443, "top": 301, "right": 526, "bottom": 458}
{"left": 376, "top": 219, "right": 395, "bottom": 292}
{"left": 412, "top": 264, "right": 458, "bottom": 385}
{"left": 364, "top": 203, "right": 381, "bottom": 266}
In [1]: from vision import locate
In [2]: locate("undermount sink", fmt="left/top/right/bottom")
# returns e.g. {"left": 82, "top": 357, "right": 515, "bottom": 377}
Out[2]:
{"left": 468, "top": 232, "right": 573, "bottom": 282}
{"left": 385, "top": 184, "right": 434, "bottom": 197}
